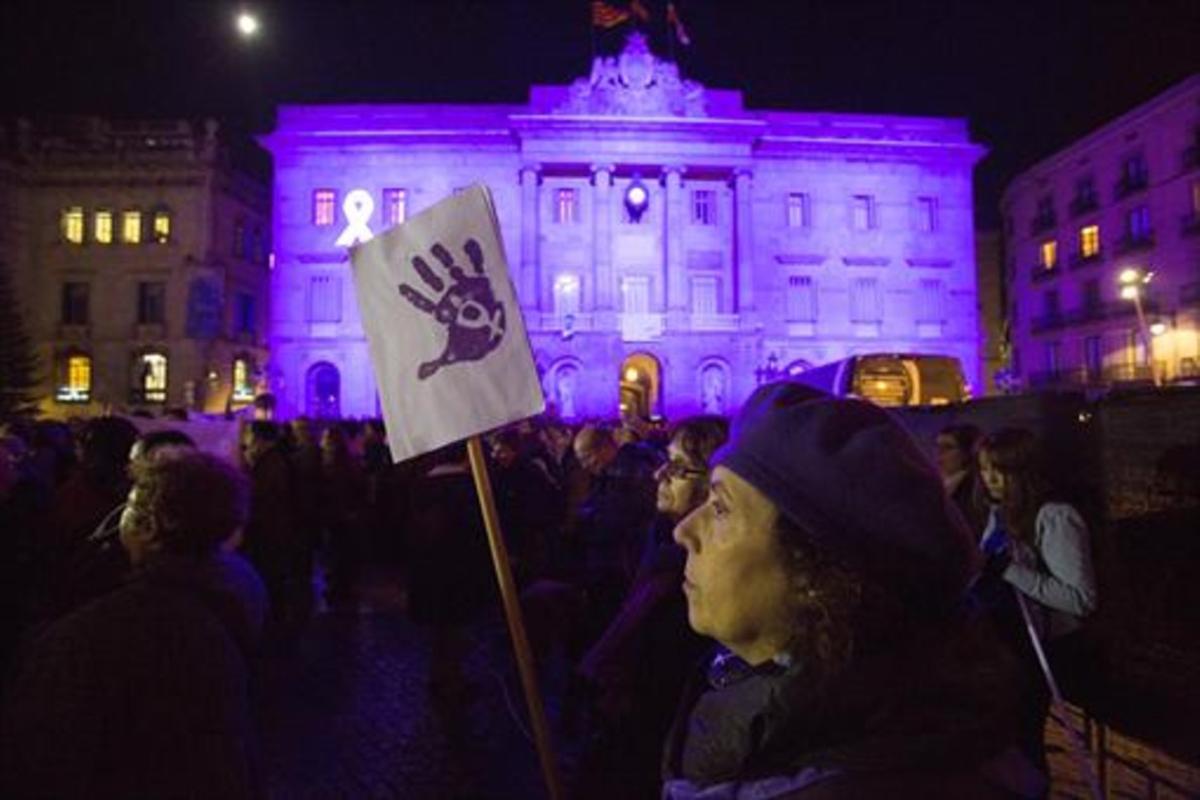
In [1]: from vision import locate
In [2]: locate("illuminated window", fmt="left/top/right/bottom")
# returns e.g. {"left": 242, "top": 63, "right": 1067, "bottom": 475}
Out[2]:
{"left": 62, "top": 207, "right": 84, "bottom": 244}
{"left": 554, "top": 188, "right": 578, "bottom": 224}
{"left": 136, "top": 282, "right": 166, "bottom": 325}
{"left": 61, "top": 282, "right": 90, "bottom": 324}
{"left": 918, "top": 279, "right": 944, "bottom": 323}
{"left": 152, "top": 209, "right": 171, "bottom": 243}
{"left": 620, "top": 276, "right": 650, "bottom": 314}
{"left": 1040, "top": 240, "right": 1058, "bottom": 269}
{"left": 57, "top": 353, "right": 92, "bottom": 403}
{"left": 94, "top": 210, "right": 113, "bottom": 244}
{"left": 850, "top": 278, "right": 881, "bottom": 322}
{"left": 917, "top": 197, "right": 939, "bottom": 232}
{"left": 851, "top": 195, "right": 877, "bottom": 231}
{"left": 139, "top": 353, "right": 168, "bottom": 403}
{"left": 692, "top": 190, "right": 716, "bottom": 226}
{"left": 690, "top": 276, "right": 719, "bottom": 315}
{"left": 313, "top": 189, "right": 336, "bottom": 226}
{"left": 307, "top": 275, "right": 342, "bottom": 323}
{"left": 1079, "top": 225, "right": 1100, "bottom": 258}
{"left": 552, "top": 274, "right": 580, "bottom": 318}
{"left": 383, "top": 188, "right": 407, "bottom": 226}
{"left": 786, "top": 275, "right": 817, "bottom": 322}
{"left": 122, "top": 210, "right": 142, "bottom": 244}
{"left": 232, "top": 356, "right": 255, "bottom": 403}
{"left": 786, "top": 193, "right": 811, "bottom": 228}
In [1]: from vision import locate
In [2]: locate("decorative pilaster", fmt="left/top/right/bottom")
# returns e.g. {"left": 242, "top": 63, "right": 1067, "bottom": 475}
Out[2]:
{"left": 733, "top": 168, "right": 755, "bottom": 312}
{"left": 663, "top": 166, "right": 687, "bottom": 313}
{"left": 591, "top": 164, "right": 615, "bottom": 311}
{"left": 519, "top": 164, "right": 541, "bottom": 310}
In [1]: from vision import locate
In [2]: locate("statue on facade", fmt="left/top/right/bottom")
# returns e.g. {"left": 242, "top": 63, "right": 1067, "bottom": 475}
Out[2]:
{"left": 557, "top": 32, "right": 706, "bottom": 118}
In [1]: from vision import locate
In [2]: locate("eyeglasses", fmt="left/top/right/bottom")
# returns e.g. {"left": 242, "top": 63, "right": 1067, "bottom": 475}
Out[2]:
{"left": 655, "top": 460, "right": 708, "bottom": 481}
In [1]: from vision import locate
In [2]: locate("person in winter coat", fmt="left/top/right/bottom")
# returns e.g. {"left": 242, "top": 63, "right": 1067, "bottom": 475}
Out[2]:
{"left": 662, "top": 382, "right": 1045, "bottom": 799}
{"left": 975, "top": 427, "right": 1099, "bottom": 775}
{"left": 2, "top": 447, "right": 266, "bottom": 800}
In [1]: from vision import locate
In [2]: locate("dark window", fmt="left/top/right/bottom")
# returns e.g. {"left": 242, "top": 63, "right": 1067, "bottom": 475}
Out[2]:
{"left": 236, "top": 293, "right": 256, "bottom": 335}
{"left": 137, "top": 282, "right": 166, "bottom": 325}
{"left": 61, "top": 282, "right": 90, "bottom": 324}
{"left": 233, "top": 220, "right": 246, "bottom": 259}
{"left": 1083, "top": 279, "right": 1101, "bottom": 312}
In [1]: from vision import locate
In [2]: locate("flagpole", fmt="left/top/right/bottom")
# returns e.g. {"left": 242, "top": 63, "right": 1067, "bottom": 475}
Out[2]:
{"left": 465, "top": 434, "right": 563, "bottom": 800}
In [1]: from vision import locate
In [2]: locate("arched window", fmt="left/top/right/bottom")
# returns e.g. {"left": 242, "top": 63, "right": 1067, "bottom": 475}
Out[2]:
{"left": 56, "top": 351, "right": 92, "bottom": 403}
{"left": 305, "top": 362, "right": 341, "bottom": 419}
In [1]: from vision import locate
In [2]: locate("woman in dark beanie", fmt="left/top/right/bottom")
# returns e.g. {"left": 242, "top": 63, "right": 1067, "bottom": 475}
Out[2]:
{"left": 662, "top": 382, "right": 1044, "bottom": 799}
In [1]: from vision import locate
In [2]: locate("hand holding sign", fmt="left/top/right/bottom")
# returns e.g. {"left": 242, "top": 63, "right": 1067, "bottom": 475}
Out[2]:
{"left": 399, "top": 239, "right": 507, "bottom": 379}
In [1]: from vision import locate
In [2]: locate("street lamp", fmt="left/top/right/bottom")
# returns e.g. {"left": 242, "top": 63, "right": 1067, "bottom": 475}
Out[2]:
{"left": 1117, "top": 267, "right": 1159, "bottom": 385}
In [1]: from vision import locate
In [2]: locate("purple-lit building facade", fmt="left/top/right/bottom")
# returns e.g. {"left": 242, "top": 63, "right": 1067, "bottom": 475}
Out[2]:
{"left": 262, "top": 35, "right": 984, "bottom": 420}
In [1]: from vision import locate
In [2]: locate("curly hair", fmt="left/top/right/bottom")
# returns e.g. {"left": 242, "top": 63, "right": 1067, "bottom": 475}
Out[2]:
{"left": 127, "top": 448, "right": 250, "bottom": 557}
{"left": 670, "top": 415, "right": 730, "bottom": 469}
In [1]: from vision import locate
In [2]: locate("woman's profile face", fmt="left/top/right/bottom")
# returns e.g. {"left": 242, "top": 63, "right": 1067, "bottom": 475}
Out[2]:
{"left": 654, "top": 439, "right": 708, "bottom": 519}
{"left": 978, "top": 449, "right": 1007, "bottom": 503}
{"left": 673, "top": 466, "right": 794, "bottom": 665}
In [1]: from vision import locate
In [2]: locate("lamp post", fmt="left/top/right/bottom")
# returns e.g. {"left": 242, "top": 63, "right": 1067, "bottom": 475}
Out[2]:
{"left": 1118, "top": 267, "right": 1159, "bottom": 386}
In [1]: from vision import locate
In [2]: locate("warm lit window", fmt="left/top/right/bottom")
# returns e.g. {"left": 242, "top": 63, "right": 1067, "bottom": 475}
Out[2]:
{"left": 1040, "top": 240, "right": 1058, "bottom": 269}
{"left": 690, "top": 276, "right": 719, "bottom": 315}
{"left": 786, "top": 275, "right": 817, "bottom": 322}
{"left": 94, "top": 210, "right": 113, "bottom": 244}
{"left": 122, "top": 210, "right": 142, "bottom": 244}
{"left": 139, "top": 353, "right": 168, "bottom": 403}
{"left": 851, "top": 195, "right": 877, "bottom": 231}
{"left": 62, "top": 207, "right": 84, "bottom": 244}
{"left": 554, "top": 188, "right": 578, "bottom": 224}
{"left": 1079, "top": 225, "right": 1100, "bottom": 257}
{"left": 307, "top": 275, "right": 342, "bottom": 323}
{"left": 692, "top": 190, "right": 716, "bottom": 226}
{"left": 313, "top": 189, "right": 336, "bottom": 226}
{"left": 917, "top": 197, "right": 939, "bottom": 232}
{"left": 57, "top": 353, "right": 92, "bottom": 403}
{"left": 153, "top": 210, "right": 171, "bottom": 243}
{"left": 137, "top": 282, "right": 166, "bottom": 325}
{"left": 786, "top": 193, "right": 811, "bottom": 228}
{"left": 232, "top": 357, "right": 255, "bottom": 403}
{"left": 552, "top": 274, "right": 580, "bottom": 318}
{"left": 383, "top": 188, "right": 407, "bottom": 226}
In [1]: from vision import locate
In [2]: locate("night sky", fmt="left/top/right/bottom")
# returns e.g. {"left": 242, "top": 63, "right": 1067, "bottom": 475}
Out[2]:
{"left": 3, "top": 0, "right": 1196, "bottom": 225}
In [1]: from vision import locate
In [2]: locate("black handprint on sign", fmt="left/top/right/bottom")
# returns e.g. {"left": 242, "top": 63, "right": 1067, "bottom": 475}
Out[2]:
{"left": 398, "top": 239, "right": 507, "bottom": 380}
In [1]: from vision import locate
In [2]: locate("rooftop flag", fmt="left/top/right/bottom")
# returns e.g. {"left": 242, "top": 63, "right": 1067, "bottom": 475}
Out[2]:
{"left": 350, "top": 185, "right": 544, "bottom": 462}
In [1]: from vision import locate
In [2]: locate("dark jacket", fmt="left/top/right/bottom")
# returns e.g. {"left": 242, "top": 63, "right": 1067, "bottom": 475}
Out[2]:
{"left": 662, "top": 624, "right": 1046, "bottom": 799}
{"left": 2, "top": 554, "right": 266, "bottom": 799}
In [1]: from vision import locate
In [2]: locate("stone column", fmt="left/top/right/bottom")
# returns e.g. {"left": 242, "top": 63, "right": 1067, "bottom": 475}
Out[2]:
{"left": 663, "top": 166, "right": 687, "bottom": 313}
{"left": 733, "top": 169, "right": 755, "bottom": 312}
{"left": 591, "top": 164, "right": 615, "bottom": 311}
{"left": 519, "top": 164, "right": 541, "bottom": 310}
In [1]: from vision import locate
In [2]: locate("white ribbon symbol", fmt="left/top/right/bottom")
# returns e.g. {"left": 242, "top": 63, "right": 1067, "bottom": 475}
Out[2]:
{"left": 335, "top": 189, "right": 375, "bottom": 246}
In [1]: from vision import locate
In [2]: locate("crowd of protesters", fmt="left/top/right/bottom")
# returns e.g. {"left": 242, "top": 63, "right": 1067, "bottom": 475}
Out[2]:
{"left": 0, "top": 386, "right": 1100, "bottom": 798}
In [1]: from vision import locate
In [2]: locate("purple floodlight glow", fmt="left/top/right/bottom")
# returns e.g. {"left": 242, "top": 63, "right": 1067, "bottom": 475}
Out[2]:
{"left": 259, "top": 34, "right": 984, "bottom": 422}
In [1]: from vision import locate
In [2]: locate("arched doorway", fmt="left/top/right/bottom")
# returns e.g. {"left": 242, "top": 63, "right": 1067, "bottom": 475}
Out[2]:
{"left": 306, "top": 361, "right": 341, "bottom": 419}
{"left": 619, "top": 352, "right": 662, "bottom": 420}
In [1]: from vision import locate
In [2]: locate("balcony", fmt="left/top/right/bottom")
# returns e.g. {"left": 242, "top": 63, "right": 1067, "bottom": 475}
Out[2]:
{"left": 1114, "top": 233, "right": 1155, "bottom": 254}
{"left": 619, "top": 312, "right": 664, "bottom": 342}
{"left": 1069, "top": 194, "right": 1099, "bottom": 217}
{"left": 1182, "top": 212, "right": 1200, "bottom": 237}
{"left": 1114, "top": 173, "right": 1149, "bottom": 200}
{"left": 1069, "top": 249, "right": 1104, "bottom": 270}
{"left": 1029, "top": 213, "right": 1057, "bottom": 236}
{"left": 1030, "top": 263, "right": 1060, "bottom": 283}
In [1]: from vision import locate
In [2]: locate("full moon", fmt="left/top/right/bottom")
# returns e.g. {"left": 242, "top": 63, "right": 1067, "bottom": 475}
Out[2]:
{"left": 236, "top": 12, "right": 260, "bottom": 37}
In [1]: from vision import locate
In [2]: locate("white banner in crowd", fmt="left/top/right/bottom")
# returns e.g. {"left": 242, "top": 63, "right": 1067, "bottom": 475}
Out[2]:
{"left": 350, "top": 185, "right": 544, "bottom": 462}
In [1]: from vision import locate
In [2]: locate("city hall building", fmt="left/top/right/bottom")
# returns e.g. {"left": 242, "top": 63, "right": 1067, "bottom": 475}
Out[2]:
{"left": 263, "top": 34, "right": 984, "bottom": 421}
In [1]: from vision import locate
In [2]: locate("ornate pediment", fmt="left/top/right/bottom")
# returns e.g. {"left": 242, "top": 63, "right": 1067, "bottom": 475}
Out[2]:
{"left": 555, "top": 33, "right": 707, "bottom": 118}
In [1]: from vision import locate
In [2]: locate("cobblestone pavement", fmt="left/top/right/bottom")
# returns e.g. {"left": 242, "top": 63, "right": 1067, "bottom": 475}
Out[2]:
{"left": 257, "top": 568, "right": 1199, "bottom": 799}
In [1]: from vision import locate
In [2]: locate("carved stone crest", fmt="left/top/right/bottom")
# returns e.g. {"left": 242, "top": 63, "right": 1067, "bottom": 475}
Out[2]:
{"left": 557, "top": 32, "right": 707, "bottom": 118}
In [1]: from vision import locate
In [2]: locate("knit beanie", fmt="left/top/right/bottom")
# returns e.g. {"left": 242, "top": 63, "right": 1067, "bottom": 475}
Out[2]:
{"left": 712, "top": 381, "right": 978, "bottom": 616}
